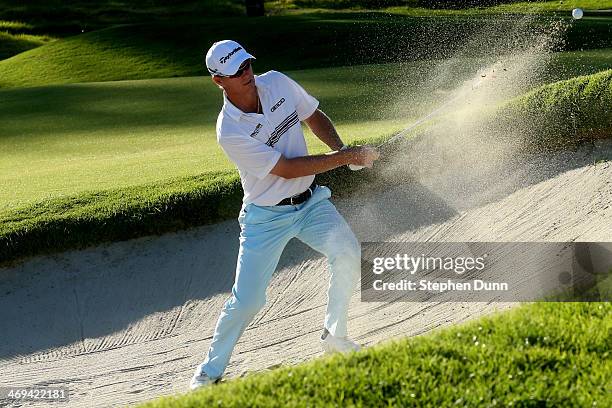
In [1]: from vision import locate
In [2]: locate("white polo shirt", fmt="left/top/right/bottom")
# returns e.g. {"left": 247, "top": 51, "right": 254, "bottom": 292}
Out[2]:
{"left": 216, "top": 70, "right": 319, "bottom": 206}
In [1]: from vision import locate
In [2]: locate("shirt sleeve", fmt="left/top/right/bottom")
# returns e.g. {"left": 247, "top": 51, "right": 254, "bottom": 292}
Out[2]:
{"left": 218, "top": 133, "right": 282, "bottom": 180}
{"left": 279, "top": 72, "right": 319, "bottom": 121}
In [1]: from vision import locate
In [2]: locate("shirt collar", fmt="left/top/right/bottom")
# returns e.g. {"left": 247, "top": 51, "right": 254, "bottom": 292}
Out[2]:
{"left": 222, "top": 93, "right": 244, "bottom": 122}
{"left": 222, "top": 75, "right": 267, "bottom": 122}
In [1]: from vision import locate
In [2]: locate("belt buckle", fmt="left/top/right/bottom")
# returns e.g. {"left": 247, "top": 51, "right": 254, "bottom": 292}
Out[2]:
{"left": 289, "top": 185, "right": 313, "bottom": 206}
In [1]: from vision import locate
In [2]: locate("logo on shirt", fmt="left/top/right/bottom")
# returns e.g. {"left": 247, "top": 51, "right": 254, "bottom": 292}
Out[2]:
{"left": 266, "top": 110, "right": 298, "bottom": 147}
{"left": 250, "top": 123, "right": 263, "bottom": 138}
{"left": 219, "top": 47, "right": 242, "bottom": 64}
{"left": 270, "top": 98, "right": 286, "bottom": 112}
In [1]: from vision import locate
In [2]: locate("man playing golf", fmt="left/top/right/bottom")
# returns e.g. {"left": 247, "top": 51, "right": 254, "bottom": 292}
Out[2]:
{"left": 191, "top": 40, "right": 380, "bottom": 389}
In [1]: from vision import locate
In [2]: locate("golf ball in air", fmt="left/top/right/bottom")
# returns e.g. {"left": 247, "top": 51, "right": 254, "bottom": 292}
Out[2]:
{"left": 572, "top": 8, "right": 583, "bottom": 19}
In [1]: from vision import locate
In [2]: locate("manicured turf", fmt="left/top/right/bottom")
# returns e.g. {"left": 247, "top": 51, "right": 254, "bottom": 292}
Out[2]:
{"left": 2, "top": 53, "right": 610, "bottom": 212}
{"left": 382, "top": 0, "right": 612, "bottom": 16}
{"left": 0, "top": 31, "right": 54, "bottom": 59}
{"left": 0, "top": 135, "right": 386, "bottom": 265}
{"left": 268, "top": 0, "right": 612, "bottom": 15}
{"left": 0, "top": 21, "right": 55, "bottom": 60}
{"left": 3, "top": 1, "right": 610, "bottom": 39}
{"left": 1, "top": 1, "right": 609, "bottom": 62}
{"left": 546, "top": 48, "right": 612, "bottom": 80}
{"left": 0, "top": 4, "right": 610, "bottom": 264}
{"left": 137, "top": 301, "right": 611, "bottom": 407}
{"left": 483, "top": 0, "right": 612, "bottom": 12}
{"left": 0, "top": 13, "right": 610, "bottom": 88}
{"left": 0, "top": 0, "right": 244, "bottom": 34}
{"left": 501, "top": 69, "right": 612, "bottom": 147}
{"left": 0, "top": 63, "right": 425, "bottom": 211}
{"left": 2, "top": 68, "right": 610, "bottom": 265}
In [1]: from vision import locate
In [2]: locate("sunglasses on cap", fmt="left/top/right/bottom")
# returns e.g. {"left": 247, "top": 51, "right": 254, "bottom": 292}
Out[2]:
{"left": 226, "top": 59, "right": 252, "bottom": 78}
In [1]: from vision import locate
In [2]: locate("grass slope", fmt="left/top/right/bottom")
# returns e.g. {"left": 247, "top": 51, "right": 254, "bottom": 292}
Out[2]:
{"left": 0, "top": 21, "right": 55, "bottom": 60}
{"left": 2, "top": 1, "right": 610, "bottom": 36}
{"left": 2, "top": 54, "right": 609, "bottom": 212}
{"left": 0, "top": 1, "right": 243, "bottom": 61}
{"left": 0, "top": 0, "right": 245, "bottom": 35}
{"left": 0, "top": 63, "right": 426, "bottom": 211}
{"left": 1, "top": 67, "right": 611, "bottom": 264}
{"left": 139, "top": 302, "right": 612, "bottom": 407}
{"left": 486, "top": 0, "right": 612, "bottom": 13}
{"left": 382, "top": 0, "right": 612, "bottom": 15}
{"left": 0, "top": 13, "right": 610, "bottom": 89}
{"left": 501, "top": 69, "right": 612, "bottom": 147}
{"left": 278, "top": 0, "right": 612, "bottom": 14}
{"left": 1, "top": 1, "right": 609, "bottom": 61}
{"left": 0, "top": 171, "right": 243, "bottom": 264}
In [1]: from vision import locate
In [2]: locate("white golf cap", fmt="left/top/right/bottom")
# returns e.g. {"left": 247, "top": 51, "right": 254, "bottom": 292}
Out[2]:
{"left": 205, "top": 40, "right": 255, "bottom": 77}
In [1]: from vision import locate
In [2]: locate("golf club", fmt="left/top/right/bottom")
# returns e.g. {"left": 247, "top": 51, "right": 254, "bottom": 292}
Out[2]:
{"left": 348, "top": 71, "right": 490, "bottom": 170}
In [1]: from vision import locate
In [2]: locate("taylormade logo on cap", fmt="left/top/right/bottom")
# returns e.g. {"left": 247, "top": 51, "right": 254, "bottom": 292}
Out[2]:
{"left": 206, "top": 40, "right": 256, "bottom": 76}
{"left": 219, "top": 47, "right": 242, "bottom": 64}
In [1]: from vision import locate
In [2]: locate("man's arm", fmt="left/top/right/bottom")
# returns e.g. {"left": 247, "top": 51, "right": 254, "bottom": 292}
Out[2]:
{"left": 303, "top": 109, "right": 344, "bottom": 151}
{"left": 272, "top": 108, "right": 380, "bottom": 179}
{"left": 270, "top": 146, "right": 379, "bottom": 179}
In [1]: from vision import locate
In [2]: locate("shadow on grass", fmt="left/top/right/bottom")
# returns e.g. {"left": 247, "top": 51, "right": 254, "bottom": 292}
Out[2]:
{"left": 0, "top": 70, "right": 420, "bottom": 139}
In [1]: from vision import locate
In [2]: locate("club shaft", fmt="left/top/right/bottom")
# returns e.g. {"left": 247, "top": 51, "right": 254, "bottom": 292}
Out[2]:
{"left": 379, "top": 76, "right": 485, "bottom": 148}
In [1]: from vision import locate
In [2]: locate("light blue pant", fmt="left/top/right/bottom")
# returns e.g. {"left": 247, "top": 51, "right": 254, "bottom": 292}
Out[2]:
{"left": 199, "top": 185, "right": 360, "bottom": 379}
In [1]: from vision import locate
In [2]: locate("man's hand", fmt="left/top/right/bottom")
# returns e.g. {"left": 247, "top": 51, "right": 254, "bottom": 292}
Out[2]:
{"left": 344, "top": 145, "right": 380, "bottom": 168}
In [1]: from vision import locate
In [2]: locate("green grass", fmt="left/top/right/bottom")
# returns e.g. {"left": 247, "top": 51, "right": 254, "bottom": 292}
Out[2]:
{"left": 2, "top": 1, "right": 610, "bottom": 37}
{"left": 0, "top": 0, "right": 245, "bottom": 35}
{"left": 0, "top": 1, "right": 243, "bottom": 60}
{"left": 0, "top": 64, "right": 427, "bottom": 211}
{"left": 2, "top": 64, "right": 611, "bottom": 264}
{"left": 483, "top": 0, "right": 612, "bottom": 14}
{"left": 500, "top": 69, "right": 612, "bottom": 148}
{"left": 0, "top": 29, "right": 55, "bottom": 60}
{"left": 0, "top": 137, "right": 386, "bottom": 264}
{"left": 268, "top": 0, "right": 612, "bottom": 15}
{"left": 3, "top": 54, "right": 610, "bottom": 212}
{"left": 546, "top": 48, "right": 612, "bottom": 80}
{"left": 0, "top": 13, "right": 610, "bottom": 89}
{"left": 392, "top": 1, "right": 612, "bottom": 16}
{"left": 0, "top": 171, "right": 243, "bottom": 264}
{"left": 0, "top": 139, "right": 383, "bottom": 265}
{"left": 0, "top": 20, "right": 56, "bottom": 60}
{"left": 1, "top": 1, "right": 609, "bottom": 63}
{"left": 0, "top": 6, "right": 609, "bottom": 264}
{"left": 138, "top": 302, "right": 611, "bottom": 407}
{"left": 0, "top": 62, "right": 413, "bottom": 262}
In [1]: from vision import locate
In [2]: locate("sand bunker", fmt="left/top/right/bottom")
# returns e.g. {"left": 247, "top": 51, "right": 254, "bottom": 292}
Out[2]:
{"left": 1, "top": 138, "right": 610, "bottom": 407}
